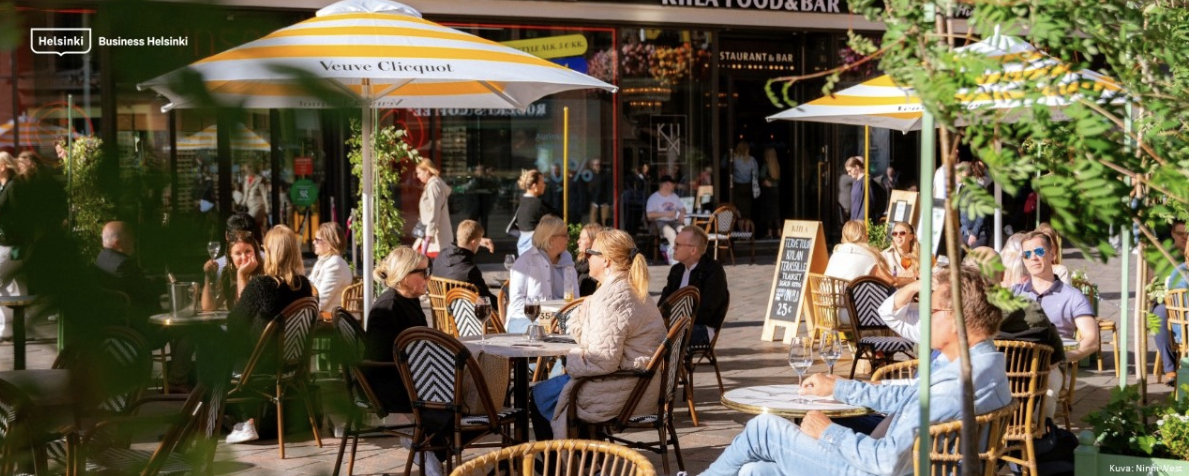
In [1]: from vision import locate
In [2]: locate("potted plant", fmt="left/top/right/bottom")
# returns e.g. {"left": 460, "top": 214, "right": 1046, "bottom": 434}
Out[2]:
{"left": 1076, "top": 384, "right": 1189, "bottom": 475}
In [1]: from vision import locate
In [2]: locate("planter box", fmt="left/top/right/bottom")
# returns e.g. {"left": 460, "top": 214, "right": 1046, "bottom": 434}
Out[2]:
{"left": 1076, "top": 431, "right": 1190, "bottom": 476}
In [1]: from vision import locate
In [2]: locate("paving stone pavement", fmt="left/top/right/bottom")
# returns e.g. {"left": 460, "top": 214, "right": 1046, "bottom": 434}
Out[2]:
{"left": 0, "top": 244, "right": 1177, "bottom": 476}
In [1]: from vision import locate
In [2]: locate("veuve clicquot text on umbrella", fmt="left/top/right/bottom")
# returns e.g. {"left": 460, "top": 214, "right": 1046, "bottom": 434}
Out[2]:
{"left": 319, "top": 60, "right": 454, "bottom": 74}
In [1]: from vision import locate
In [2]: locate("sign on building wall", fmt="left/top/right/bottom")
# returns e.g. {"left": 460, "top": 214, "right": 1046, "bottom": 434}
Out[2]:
{"left": 719, "top": 38, "right": 798, "bottom": 72}
{"left": 659, "top": 0, "right": 847, "bottom": 14}
{"left": 649, "top": 115, "right": 687, "bottom": 177}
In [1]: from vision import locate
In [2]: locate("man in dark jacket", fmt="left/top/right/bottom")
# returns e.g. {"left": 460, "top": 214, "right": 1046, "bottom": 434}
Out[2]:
{"left": 658, "top": 226, "right": 729, "bottom": 346}
{"left": 432, "top": 219, "right": 497, "bottom": 303}
{"left": 95, "top": 221, "right": 167, "bottom": 347}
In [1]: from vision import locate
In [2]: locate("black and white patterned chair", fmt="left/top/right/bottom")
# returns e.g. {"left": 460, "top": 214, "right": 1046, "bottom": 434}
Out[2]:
{"left": 393, "top": 328, "right": 523, "bottom": 475}
{"left": 444, "top": 288, "right": 484, "bottom": 339}
{"left": 227, "top": 297, "right": 322, "bottom": 459}
{"left": 0, "top": 378, "right": 33, "bottom": 476}
{"left": 329, "top": 309, "right": 413, "bottom": 476}
{"left": 659, "top": 286, "right": 705, "bottom": 425}
{"left": 845, "top": 276, "right": 916, "bottom": 378}
{"left": 704, "top": 205, "right": 738, "bottom": 264}
{"left": 570, "top": 314, "right": 692, "bottom": 476}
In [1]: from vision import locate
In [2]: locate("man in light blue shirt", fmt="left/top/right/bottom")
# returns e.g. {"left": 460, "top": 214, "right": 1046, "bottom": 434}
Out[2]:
{"left": 700, "top": 266, "right": 1012, "bottom": 476}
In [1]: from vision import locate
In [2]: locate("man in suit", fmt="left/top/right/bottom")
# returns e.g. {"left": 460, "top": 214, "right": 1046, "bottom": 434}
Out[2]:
{"left": 658, "top": 226, "right": 729, "bottom": 346}
{"left": 96, "top": 222, "right": 162, "bottom": 314}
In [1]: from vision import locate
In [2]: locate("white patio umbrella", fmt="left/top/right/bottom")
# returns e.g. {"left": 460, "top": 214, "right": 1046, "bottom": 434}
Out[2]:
{"left": 176, "top": 123, "right": 271, "bottom": 151}
{"left": 139, "top": 0, "right": 616, "bottom": 317}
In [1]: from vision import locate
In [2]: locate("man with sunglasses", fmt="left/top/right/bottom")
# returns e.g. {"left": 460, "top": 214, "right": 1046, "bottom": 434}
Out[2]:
{"left": 1012, "top": 231, "right": 1097, "bottom": 418}
{"left": 658, "top": 226, "right": 728, "bottom": 347}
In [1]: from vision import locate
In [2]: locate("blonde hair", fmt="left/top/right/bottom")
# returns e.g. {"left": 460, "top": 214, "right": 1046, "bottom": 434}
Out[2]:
{"left": 1035, "top": 223, "right": 1062, "bottom": 264}
{"left": 263, "top": 225, "right": 306, "bottom": 291}
{"left": 316, "top": 222, "right": 344, "bottom": 255}
{"left": 532, "top": 216, "right": 567, "bottom": 251}
{"left": 593, "top": 229, "right": 650, "bottom": 300}
{"left": 1001, "top": 232, "right": 1029, "bottom": 286}
{"left": 0, "top": 152, "right": 16, "bottom": 177}
{"left": 763, "top": 148, "right": 780, "bottom": 179}
{"left": 456, "top": 219, "right": 485, "bottom": 246}
{"left": 837, "top": 220, "right": 890, "bottom": 276}
{"left": 884, "top": 221, "right": 920, "bottom": 270}
{"left": 575, "top": 223, "right": 605, "bottom": 263}
{"left": 518, "top": 169, "right": 543, "bottom": 191}
{"left": 416, "top": 160, "right": 440, "bottom": 177}
{"left": 373, "top": 247, "right": 424, "bottom": 290}
{"left": 733, "top": 141, "right": 750, "bottom": 159}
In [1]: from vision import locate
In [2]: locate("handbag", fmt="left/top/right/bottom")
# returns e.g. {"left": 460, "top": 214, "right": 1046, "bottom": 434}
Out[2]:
{"left": 412, "top": 221, "right": 427, "bottom": 239}
{"left": 461, "top": 351, "right": 511, "bottom": 414}
{"left": 751, "top": 168, "right": 761, "bottom": 199}
{"left": 505, "top": 212, "right": 521, "bottom": 238}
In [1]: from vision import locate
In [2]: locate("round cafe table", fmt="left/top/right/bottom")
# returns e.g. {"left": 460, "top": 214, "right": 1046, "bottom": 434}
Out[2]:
{"left": 722, "top": 384, "right": 871, "bottom": 419}
{"left": 149, "top": 310, "right": 229, "bottom": 327}
{"left": 1, "top": 295, "right": 37, "bottom": 370}
{"left": 461, "top": 333, "right": 578, "bottom": 438}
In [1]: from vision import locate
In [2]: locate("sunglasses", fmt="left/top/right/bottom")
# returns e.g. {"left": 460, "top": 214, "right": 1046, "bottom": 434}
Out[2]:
{"left": 891, "top": 231, "right": 908, "bottom": 237}
{"left": 584, "top": 249, "right": 603, "bottom": 258}
{"left": 1022, "top": 247, "right": 1047, "bottom": 260}
{"left": 407, "top": 268, "right": 430, "bottom": 278}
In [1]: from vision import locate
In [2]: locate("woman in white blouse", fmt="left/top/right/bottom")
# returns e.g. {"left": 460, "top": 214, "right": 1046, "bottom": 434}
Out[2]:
{"left": 825, "top": 220, "right": 893, "bottom": 283}
{"left": 309, "top": 222, "right": 353, "bottom": 312}
{"left": 507, "top": 216, "right": 579, "bottom": 333}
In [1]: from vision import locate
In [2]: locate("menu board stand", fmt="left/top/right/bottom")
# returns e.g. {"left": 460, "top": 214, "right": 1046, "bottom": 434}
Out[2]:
{"left": 885, "top": 190, "right": 919, "bottom": 228}
{"left": 762, "top": 220, "right": 829, "bottom": 344}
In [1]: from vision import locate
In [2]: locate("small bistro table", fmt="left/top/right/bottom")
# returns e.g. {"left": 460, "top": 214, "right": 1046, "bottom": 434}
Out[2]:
{"left": 148, "top": 310, "right": 229, "bottom": 327}
{"left": 721, "top": 384, "right": 872, "bottom": 419}
{"left": 460, "top": 333, "right": 578, "bottom": 437}
{"left": 0, "top": 368, "right": 80, "bottom": 475}
{"left": 1, "top": 295, "right": 37, "bottom": 370}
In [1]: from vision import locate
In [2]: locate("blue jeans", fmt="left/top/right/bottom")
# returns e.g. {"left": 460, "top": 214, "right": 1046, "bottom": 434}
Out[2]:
{"left": 1155, "top": 304, "right": 1185, "bottom": 374}
{"left": 700, "top": 414, "right": 874, "bottom": 476}
{"left": 517, "top": 232, "right": 534, "bottom": 256}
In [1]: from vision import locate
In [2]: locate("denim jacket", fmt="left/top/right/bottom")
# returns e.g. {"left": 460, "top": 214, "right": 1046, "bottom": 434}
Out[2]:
{"left": 818, "top": 340, "right": 1012, "bottom": 476}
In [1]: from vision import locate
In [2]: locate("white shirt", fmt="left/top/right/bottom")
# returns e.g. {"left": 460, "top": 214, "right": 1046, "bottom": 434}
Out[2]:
{"left": 646, "top": 191, "right": 686, "bottom": 219}
{"left": 878, "top": 293, "right": 921, "bottom": 342}
{"left": 308, "top": 254, "right": 353, "bottom": 312}
{"left": 679, "top": 262, "right": 698, "bottom": 288}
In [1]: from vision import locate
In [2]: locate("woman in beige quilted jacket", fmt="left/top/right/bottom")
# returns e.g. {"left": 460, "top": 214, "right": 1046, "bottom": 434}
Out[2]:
{"left": 529, "top": 228, "right": 666, "bottom": 439}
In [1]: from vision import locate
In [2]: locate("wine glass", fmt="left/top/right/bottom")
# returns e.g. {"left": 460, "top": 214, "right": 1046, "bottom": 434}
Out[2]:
{"left": 475, "top": 296, "right": 493, "bottom": 345}
{"left": 524, "top": 296, "right": 541, "bottom": 323}
{"left": 819, "top": 333, "right": 843, "bottom": 376}
{"left": 788, "top": 337, "right": 814, "bottom": 402}
{"left": 207, "top": 241, "right": 222, "bottom": 260}
{"left": 504, "top": 254, "right": 517, "bottom": 271}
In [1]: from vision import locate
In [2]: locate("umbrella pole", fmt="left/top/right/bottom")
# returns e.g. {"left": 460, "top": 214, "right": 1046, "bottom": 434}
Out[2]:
{"left": 916, "top": 108, "right": 936, "bottom": 476}
{"left": 864, "top": 125, "right": 870, "bottom": 222}
{"left": 563, "top": 107, "right": 569, "bottom": 225}
{"left": 362, "top": 81, "right": 375, "bottom": 325}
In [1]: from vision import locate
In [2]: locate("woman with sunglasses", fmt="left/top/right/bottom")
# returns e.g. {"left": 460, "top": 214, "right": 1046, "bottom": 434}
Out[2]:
{"left": 507, "top": 216, "right": 579, "bottom": 333}
{"left": 573, "top": 223, "right": 604, "bottom": 297}
{"left": 881, "top": 222, "right": 920, "bottom": 286}
{"left": 362, "top": 246, "right": 431, "bottom": 413}
{"left": 529, "top": 228, "right": 666, "bottom": 440}
{"left": 309, "top": 222, "right": 353, "bottom": 312}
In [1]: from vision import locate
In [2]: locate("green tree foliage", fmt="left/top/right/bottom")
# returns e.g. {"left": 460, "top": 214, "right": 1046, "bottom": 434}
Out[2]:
{"left": 65, "top": 136, "right": 116, "bottom": 259}
{"left": 346, "top": 120, "right": 420, "bottom": 265}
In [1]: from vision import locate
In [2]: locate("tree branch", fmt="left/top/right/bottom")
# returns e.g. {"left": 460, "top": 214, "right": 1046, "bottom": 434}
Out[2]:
{"left": 1096, "top": 158, "right": 1189, "bottom": 205}
{"left": 767, "top": 37, "right": 906, "bottom": 85}
{"left": 1080, "top": 99, "right": 1178, "bottom": 171}
{"left": 1133, "top": 216, "right": 1187, "bottom": 279}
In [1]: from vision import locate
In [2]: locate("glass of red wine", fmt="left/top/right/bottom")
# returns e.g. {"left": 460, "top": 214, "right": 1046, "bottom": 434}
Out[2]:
{"left": 475, "top": 296, "right": 492, "bottom": 344}
{"left": 525, "top": 296, "right": 541, "bottom": 323}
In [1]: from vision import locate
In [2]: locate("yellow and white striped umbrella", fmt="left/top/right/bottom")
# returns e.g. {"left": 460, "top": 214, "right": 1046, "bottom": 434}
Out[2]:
{"left": 767, "top": 34, "right": 1124, "bottom": 132}
{"left": 176, "top": 124, "right": 271, "bottom": 151}
{"left": 138, "top": 0, "right": 615, "bottom": 111}
{"left": 0, "top": 117, "right": 80, "bottom": 149}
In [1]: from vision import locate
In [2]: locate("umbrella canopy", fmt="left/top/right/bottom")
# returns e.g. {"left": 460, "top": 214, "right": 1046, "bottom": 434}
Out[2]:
{"left": 176, "top": 124, "right": 271, "bottom": 151}
{"left": 0, "top": 116, "right": 80, "bottom": 149}
{"left": 766, "top": 34, "right": 1124, "bottom": 132}
{"left": 138, "top": 0, "right": 617, "bottom": 318}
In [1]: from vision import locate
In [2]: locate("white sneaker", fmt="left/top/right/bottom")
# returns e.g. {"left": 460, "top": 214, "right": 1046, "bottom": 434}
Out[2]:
{"left": 226, "top": 418, "right": 259, "bottom": 444}
{"left": 399, "top": 437, "right": 443, "bottom": 476}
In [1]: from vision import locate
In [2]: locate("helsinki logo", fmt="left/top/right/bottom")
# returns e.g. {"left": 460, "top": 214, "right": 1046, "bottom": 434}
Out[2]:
{"left": 30, "top": 28, "right": 92, "bottom": 56}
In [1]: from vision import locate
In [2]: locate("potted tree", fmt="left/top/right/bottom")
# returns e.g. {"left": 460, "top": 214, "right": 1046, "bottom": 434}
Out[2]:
{"left": 1076, "top": 384, "right": 1189, "bottom": 475}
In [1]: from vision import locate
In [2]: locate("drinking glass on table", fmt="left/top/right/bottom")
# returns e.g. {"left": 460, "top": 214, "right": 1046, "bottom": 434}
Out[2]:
{"left": 819, "top": 333, "right": 843, "bottom": 376}
{"left": 524, "top": 296, "right": 541, "bottom": 323}
{"left": 475, "top": 296, "right": 493, "bottom": 345}
{"left": 788, "top": 337, "right": 814, "bottom": 402}
{"left": 207, "top": 241, "right": 222, "bottom": 260}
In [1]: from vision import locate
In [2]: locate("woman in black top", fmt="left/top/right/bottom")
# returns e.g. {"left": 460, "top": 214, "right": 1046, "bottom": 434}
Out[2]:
{"left": 513, "top": 169, "right": 555, "bottom": 256}
{"left": 228, "top": 225, "right": 313, "bottom": 361}
{"left": 362, "top": 247, "right": 430, "bottom": 412}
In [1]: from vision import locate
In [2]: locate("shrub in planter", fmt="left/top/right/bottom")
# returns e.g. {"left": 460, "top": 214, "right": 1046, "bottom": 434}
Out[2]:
{"left": 1083, "top": 383, "right": 1189, "bottom": 460}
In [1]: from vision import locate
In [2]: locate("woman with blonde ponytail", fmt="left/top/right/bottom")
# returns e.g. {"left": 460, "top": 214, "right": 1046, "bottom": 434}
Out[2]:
{"left": 528, "top": 228, "right": 666, "bottom": 440}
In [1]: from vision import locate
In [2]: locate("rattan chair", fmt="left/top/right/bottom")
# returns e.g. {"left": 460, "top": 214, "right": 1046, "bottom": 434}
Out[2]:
{"left": 448, "top": 439, "right": 657, "bottom": 476}
{"left": 532, "top": 298, "right": 585, "bottom": 383}
{"left": 704, "top": 205, "right": 737, "bottom": 264}
{"left": 496, "top": 280, "right": 510, "bottom": 332}
{"left": 570, "top": 314, "right": 692, "bottom": 476}
{"left": 1154, "top": 288, "right": 1189, "bottom": 379}
{"left": 729, "top": 211, "right": 756, "bottom": 265}
{"left": 340, "top": 280, "right": 364, "bottom": 314}
{"left": 329, "top": 308, "right": 414, "bottom": 476}
{"left": 806, "top": 273, "right": 852, "bottom": 348}
{"left": 913, "top": 401, "right": 1017, "bottom": 476}
{"left": 845, "top": 277, "right": 916, "bottom": 378}
{"left": 443, "top": 287, "right": 484, "bottom": 339}
{"left": 0, "top": 378, "right": 36, "bottom": 476}
{"left": 994, "top": 340, "right": 1055, "bottom": 476}
{"left": 658, "top": 286, "right": 704, "bottom": 425}
{"left": 870, "top": 360, "right": 919, "bottom": 383}
{"left": 428, "top": 276, "right": 479, "bottom": 332}
{"left": 1070, "top": 278, "right": 1118, "bottom": 377}
{"left": 686, "top": 295, "right": 728, "bottom": 401}
{"left": 394, "top": 328, "right": 523, "bottom": 475}
{"left": 227, "top": 297, "right": 322, "bottom": 459}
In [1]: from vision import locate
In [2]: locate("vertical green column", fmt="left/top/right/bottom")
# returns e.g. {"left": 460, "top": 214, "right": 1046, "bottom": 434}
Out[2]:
{"left": 916, "top": 106, "right": 935, "bottom": 476}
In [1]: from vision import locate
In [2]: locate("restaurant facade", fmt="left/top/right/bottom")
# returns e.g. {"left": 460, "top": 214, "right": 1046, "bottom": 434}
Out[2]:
{"left": 3, "top": 0, "right": 925, "bottom": 264}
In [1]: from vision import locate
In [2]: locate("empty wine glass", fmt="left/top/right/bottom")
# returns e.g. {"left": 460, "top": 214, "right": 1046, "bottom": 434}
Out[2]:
{"left": 475, "top": 296, "right": 493, "bottom": 345}
{"left": 788, "top": 337, "right": 814, "bottom": 402}
{"left": 504, "top": 254, "right": 517, "bottom": 271}
{"left": 819, "top": 333, "right": 843, "bottom": 376}
{"left": 207, "top": 241, "right": 222, "bottom": 260}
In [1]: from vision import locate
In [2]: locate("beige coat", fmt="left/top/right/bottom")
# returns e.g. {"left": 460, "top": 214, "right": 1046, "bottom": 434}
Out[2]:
{"left": 551, "top": 273, "right": 666, "bottom": 438}
{"left": 242, "top": 174, "right": 269, "bottom": 218}
{"left": 417, "top": 175, "right": 452, "bottom": 254}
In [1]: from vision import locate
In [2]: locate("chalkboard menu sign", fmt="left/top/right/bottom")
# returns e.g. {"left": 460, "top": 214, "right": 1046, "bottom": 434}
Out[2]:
{"left": 762, "top": 220, "right": 828, "bottom": 343}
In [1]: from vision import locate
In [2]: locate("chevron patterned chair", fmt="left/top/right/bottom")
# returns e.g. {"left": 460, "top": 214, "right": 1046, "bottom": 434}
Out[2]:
{"left": 444, "top": 288, "right": 485, "bottom": 339}
{"left": 428, "top": 276, "right": 479, "bottom": 332}
{"left": 329, "top": 309, "right": 414, "bottom": 476}
{"left": 659, "top": 286, "right": 706, "bottom": 425}
{"left": 704, "top": 205, "right": 738, "bottom": 264}
{"left": 227, "top": 297, "right": 323, "bottom": 459}
{"left": 532, "top": 298, "right": 586, "bottom": 383}
{"left": 570, "top": 314, "right": 692, "bottom": 476}
{"left": 393, "top": 328, "right": 523, "bottom": 475}
{"left": 845, "top": 276, "right": 916, "bottom": 378}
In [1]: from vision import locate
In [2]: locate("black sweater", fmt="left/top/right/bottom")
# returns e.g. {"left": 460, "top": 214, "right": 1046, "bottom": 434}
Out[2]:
{"left": 514, "top": 195, "right": 556, "bottom": 232}
{"left": 228, "top": 274, "right": 313, "bottom": 360}
{"left": 362, "top": 288, "right": 427, "bottom": 412}
{"left": 432, "top": 244, "right": 496, "bottom": 302}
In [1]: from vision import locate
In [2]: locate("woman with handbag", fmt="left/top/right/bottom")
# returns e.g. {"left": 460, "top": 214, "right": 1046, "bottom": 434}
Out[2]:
{"left": 511, "top": 169, "right": 555, "bottom": 256}
{"left": 730, "top": 140, "right": 757, "bottom": 223}
{"left": 414, "top": 160, "right": 452, "bottom": 258}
